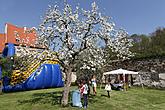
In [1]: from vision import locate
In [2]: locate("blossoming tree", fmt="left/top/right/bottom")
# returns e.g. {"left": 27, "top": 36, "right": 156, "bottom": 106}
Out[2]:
{"left": 38, "top": 2, "right": 133, "bottom": 106}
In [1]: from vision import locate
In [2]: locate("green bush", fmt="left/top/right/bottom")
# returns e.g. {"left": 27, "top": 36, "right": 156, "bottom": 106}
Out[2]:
{"left": 0, "top": 57, "right": 13, "bottom": 78}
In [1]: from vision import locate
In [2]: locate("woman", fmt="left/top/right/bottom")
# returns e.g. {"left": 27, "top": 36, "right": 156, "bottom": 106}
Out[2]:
{"left": 91, "top": 75, "right": 97, "bottom": 95}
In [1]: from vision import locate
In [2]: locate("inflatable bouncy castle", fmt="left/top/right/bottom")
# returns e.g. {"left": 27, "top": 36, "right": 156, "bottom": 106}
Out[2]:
{"left": 0, "top": 23, "right": 64, "bottom": 92}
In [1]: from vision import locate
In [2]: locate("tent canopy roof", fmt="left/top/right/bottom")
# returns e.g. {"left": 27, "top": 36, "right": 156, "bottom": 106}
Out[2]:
{"left": 103, "top": 68, "right": 139, "bottom": 75}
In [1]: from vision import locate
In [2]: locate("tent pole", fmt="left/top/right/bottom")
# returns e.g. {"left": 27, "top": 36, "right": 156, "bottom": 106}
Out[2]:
{"left": 131, "top": 74, "right": 133, "bottom": 85}
{"left": 123, "top": 74, "right": 126, "bottom": 91}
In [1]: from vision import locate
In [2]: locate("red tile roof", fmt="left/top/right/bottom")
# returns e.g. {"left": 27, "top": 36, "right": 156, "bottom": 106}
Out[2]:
{"left": 0, "top": 23, "right": 46, "bottom": 53}
{"left": 6, "top": 23, "right": 37, "bottom": 47}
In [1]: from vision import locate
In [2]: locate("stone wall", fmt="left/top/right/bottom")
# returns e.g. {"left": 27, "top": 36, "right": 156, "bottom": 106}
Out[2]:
{"left": 107, "top": 57, "right": 165, "bottom": 88}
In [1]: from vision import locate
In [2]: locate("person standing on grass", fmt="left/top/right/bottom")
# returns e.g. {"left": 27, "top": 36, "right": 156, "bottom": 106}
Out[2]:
{"left": 91, "top": 75, "right": 97, "bottom": 95}
{"left": 80, "top": 79, "right": 89, "bottom": 109}
{"left": 105, "top": 82, "right": 112, "bottom": 98}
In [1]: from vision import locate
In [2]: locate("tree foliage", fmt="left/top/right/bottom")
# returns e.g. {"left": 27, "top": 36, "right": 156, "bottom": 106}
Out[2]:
{"left": 0, "top": 57, "right": 13, "bottom": 78}
{"left": 38, "top": 2, "right": 133, "bottom": 106}
{"left": 131, "top": 27, "right": 165, "bottom": 59}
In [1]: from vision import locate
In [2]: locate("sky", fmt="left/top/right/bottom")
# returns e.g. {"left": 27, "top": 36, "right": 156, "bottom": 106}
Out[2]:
{"left": 0, "top": 0, "right": 165, "bottom": 35}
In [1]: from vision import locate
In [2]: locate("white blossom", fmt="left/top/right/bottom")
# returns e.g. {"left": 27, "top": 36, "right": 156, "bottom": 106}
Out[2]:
{"left": 37, "top": 2, "right": 134, "bottom": 72}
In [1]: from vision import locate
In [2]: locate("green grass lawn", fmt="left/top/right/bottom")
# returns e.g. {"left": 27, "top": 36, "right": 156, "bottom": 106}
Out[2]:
{"left": 0, "top": 87, "right": 165, "bottom": 110}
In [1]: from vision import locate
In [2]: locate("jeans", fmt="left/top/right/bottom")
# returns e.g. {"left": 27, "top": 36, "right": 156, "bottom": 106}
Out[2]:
{"left": 83, "top": 94, "right": 88, "bottom": 107}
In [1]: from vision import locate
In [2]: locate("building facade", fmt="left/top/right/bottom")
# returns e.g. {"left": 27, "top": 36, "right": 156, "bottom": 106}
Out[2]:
{"left": 0, "top": 23, "right": 40, "bottom": 53}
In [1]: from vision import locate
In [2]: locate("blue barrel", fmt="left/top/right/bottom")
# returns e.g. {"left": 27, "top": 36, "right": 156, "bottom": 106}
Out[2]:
{"left": 72, "top": 90, "right": 82, "bottom": 107}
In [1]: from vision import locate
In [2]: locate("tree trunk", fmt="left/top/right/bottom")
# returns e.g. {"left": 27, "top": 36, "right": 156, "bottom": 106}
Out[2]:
{"left": 61, "top": 67, "right": 72, "bottom": 106}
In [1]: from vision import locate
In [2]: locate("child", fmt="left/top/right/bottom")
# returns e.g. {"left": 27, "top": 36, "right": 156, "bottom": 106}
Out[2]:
{"left": 91, "top": 75, "right": 97, "bottom": 95}
{"left": 80, "top": 79, "right": 88, "bottom": 109}
{"left": 105, "top": 82, "right": 112, "bottom": 98}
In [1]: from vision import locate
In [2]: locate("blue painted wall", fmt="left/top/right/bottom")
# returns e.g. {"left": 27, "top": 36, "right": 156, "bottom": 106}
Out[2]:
{"left": 2, "top": 43, "right": 15, "bottom": 57}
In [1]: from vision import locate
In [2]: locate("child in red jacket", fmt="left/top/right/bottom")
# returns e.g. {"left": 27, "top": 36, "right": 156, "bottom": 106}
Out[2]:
{"left": 80, "top": 79, "right": 88, "bottom": 109}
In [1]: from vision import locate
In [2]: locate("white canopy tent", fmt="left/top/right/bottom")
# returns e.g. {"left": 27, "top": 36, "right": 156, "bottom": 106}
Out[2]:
{"left": 103, "top": 68, "right": 139, "bottom": 75}
{"left": 102, "top": 68, "right": 144, "bottom": 90}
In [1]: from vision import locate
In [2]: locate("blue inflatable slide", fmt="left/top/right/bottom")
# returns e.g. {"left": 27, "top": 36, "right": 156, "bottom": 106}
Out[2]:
{"left": 1, "top": 43, "right": 64, "bottom": 92}
{"left": 3, "top": 64, "right": 64, "bottom": 92}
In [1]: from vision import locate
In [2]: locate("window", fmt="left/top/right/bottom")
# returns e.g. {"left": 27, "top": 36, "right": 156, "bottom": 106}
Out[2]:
{"left": 15, "top": 38, "right": 20, "bottom": 42}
